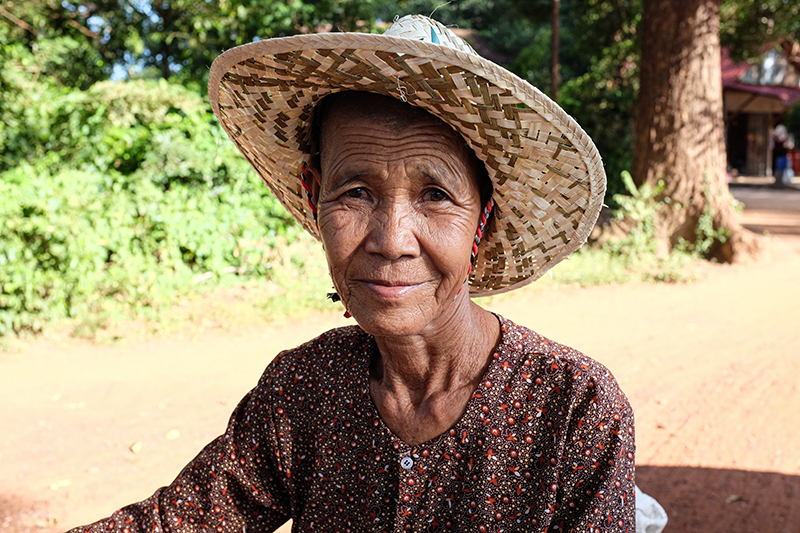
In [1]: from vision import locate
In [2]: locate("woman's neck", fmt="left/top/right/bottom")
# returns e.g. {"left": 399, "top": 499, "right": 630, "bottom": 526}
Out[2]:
{"left": 369, "top": 299, "right": 500, "bottom": 445}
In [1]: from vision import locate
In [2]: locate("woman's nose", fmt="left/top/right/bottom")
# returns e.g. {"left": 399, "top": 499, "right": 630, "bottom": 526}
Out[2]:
{"left": 363, "top": 200, "right": 420, "bottom": 260}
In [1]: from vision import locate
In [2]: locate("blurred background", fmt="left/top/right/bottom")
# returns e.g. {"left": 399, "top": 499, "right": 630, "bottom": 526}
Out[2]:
{"left": 1, "top": 1, "right": 799, "bottom": 532}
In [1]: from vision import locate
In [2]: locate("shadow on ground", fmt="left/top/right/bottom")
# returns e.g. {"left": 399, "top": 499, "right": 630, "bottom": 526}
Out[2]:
{"left": 637, "top": 465, "right": 800, "bottom": 533}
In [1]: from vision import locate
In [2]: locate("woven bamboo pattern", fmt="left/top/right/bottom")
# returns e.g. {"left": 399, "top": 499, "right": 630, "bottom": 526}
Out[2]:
{"left": 208, "top": 15, "right": 606, "bottom": 296}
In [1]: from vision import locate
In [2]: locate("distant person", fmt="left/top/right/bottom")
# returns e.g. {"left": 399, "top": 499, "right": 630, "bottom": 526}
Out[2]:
{"left": 66, "top": 14, "right": 665, "bottom": 533}
{"left": 773, "top": 125, "right": 794, "bottom": 185}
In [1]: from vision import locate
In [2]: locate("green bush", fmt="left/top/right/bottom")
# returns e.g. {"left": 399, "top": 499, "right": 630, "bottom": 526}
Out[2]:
{"left": 0, "top": 66, "right": 300, "bottom": 336}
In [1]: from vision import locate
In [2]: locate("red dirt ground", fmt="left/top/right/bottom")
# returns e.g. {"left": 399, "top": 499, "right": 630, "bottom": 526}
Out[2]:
{"left": 1, "top": 185, "right": 799, "bottom": 533}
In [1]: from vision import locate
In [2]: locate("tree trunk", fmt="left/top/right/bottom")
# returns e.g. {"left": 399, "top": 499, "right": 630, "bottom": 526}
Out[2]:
{"left": 632, "top": 0, "right": 758, "bottom": 261}
{"left": 551, "top": 0, "right": 560, "bottom": 101}
{"left": 154, "top": 3, "right": 173, "bottom": 80}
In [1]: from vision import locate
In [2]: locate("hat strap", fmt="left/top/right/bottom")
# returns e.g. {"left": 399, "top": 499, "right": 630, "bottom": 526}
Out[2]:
{"left": 300, "top": 163, "right": 318, "bottom": 222}
{"left": 469, "top": 196, "right": 495, "bottom": 273}
{"left": 458, "top": 196, "right": 495, "bottom": 296}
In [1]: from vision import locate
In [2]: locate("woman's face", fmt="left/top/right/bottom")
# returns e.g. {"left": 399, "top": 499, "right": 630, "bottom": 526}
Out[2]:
{"left": 314, "top": 98, "right": 483, "bottom": 337}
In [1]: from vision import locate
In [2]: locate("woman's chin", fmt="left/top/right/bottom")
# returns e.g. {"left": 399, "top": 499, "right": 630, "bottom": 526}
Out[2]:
{"left": 354, "top": 316, "right": 426, "bottom": 338}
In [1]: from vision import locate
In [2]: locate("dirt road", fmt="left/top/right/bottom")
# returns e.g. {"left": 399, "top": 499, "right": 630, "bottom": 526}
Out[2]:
{"left": 1, "top": 186, "right": 799, "bottom": 533}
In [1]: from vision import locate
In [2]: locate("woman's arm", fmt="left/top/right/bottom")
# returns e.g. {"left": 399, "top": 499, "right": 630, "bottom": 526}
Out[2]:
{"left": 67, "top": 376, "right": 293, "bottom": 533}
{"left": 551, "top": 370, "right": 636, "bottom": 532}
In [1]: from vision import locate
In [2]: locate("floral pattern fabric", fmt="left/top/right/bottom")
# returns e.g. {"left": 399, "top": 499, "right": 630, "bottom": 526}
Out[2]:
{"left": 69, "top": 316, "right": 635, "bottom": 533}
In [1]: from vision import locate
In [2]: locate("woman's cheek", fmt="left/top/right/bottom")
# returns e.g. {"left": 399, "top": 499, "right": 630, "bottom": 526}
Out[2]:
{"left": 319, "top": 209, "right": 360, "bottom": 294}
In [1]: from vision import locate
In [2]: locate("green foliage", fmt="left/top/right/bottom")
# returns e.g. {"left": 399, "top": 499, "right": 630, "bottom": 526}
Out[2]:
{"left": 559, "top": 45, "right": 639, "bottom": 200}
{"left": 607, "top": 170, "right": 662, "bottom": 256}
{"left": 558, "top": 1, "right": 640, "bottom": 202}
{"left": 0, "top": 1, "right": 112, "bottom": 88}
{"left": 510, "top": 28, "right": 553, "bottom": 88}
{"left": 721, "top": 0, "right": 800, "bottom": 62}
{"left": 676, "top": 173, "right": 734, "bottom": 258}
{"left": 0, "top": 70, "right": 300, "bottom": 337}
{"left": 1, "top": 0, "right": 389, "bottom": 89}
{"left": 127, "top": 0, "right": 388, "bottom": 85}
{"left": 0, "top": 160, "right": 300, "bottom": 336}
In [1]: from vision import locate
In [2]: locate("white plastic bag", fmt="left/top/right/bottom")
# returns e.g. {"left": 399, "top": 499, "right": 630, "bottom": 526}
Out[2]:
{"left": 635, "top": 485, "right": 668, "bottom": 533}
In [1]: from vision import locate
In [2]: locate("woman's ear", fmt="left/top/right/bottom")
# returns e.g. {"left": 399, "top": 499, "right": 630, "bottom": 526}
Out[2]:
{"left": 304, "top": 164, "right": 322, "bottom": 205}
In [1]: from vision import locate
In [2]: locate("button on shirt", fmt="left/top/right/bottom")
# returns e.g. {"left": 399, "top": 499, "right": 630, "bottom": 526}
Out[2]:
{"left": 69, "top": 316, "right": 635, "bottom": 533}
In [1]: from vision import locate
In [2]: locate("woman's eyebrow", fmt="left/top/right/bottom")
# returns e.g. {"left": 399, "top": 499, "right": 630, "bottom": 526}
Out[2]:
{"left": 325, "top": 170, "right": 370, "bottom": 190}
{"left": 420, "top": 169, "right": 468, "bottom": 193}
{"left": 420, "top": 172, "right": 449, "bottom": 190}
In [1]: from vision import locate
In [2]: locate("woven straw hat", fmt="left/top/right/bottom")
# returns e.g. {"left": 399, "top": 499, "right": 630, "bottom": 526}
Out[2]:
{"left": 208, "top": 15, "right": 606, "bottom": 297}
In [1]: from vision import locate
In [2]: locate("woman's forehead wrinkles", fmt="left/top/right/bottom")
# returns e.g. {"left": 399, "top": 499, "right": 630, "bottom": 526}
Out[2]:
{"left": 321, "top": 99, "right": 469, "bottom": 162}
{"left": 325, "top": 150, "right": 473, "bottom": 192}
{"left": 326, "top": 123, "right": 463, "bottom": 151}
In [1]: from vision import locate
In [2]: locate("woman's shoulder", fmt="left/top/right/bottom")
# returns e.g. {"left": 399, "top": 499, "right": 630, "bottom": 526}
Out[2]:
{"left": 255, "top": 324, "right": 374, "bottom": 390}
{"left": 496, "top": 315, "right": 627, "bottom": 402}
{"left": 498, "top": 315, "right": 596, "bottom": 363}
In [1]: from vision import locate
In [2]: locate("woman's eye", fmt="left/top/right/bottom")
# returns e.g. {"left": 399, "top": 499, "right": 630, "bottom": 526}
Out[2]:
{"left": 424, "top": 189, "right": 449, "bottom": 202}
{"left": 346, "top": 187, "right": 366, "bottom": 199}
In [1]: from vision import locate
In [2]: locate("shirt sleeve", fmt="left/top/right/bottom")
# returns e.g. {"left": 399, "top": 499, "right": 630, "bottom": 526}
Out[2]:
{"left": 67, "top": 374, "right": 293, "bottom": 533}
{"left": 550, "top": 368, "right": 636, "bottom": 533}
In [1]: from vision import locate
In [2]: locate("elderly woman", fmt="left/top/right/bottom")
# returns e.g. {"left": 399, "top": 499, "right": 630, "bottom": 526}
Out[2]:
{"left": 70, "top": 15, "right": 637, "bottom": 533}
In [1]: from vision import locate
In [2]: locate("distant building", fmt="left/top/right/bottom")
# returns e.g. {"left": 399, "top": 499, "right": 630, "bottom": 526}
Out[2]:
{"left": 723, "top": 47, "right": 800, "bottom": 177}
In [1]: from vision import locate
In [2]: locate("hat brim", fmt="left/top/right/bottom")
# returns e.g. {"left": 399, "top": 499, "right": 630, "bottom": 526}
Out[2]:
{"left": 209, "top": 32, "right": 605, "bottom": 297}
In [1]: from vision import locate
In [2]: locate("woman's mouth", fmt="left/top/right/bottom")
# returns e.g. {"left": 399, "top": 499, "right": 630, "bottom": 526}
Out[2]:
{"left": 359, "top": 280, "right": 423, "bottom": 299}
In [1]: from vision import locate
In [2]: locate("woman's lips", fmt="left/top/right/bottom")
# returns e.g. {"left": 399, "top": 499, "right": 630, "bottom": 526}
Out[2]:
{"left": 359, "top": 280, "right": 423, "bottom": 298}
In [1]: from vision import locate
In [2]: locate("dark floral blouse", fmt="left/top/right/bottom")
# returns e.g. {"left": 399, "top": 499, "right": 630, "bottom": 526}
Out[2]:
{"left": 69, "top": 316, "right": 635, "bottom": 533}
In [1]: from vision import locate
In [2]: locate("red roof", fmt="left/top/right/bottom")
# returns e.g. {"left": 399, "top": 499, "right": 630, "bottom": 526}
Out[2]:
{"left": 725, "top": 82, "right": 800, "bottom": 107}
{"left": 721, "top": 48, "right": 751, "bottom": 85}
{"left": 721, "top": 48, "right": 800, "bottom": 107}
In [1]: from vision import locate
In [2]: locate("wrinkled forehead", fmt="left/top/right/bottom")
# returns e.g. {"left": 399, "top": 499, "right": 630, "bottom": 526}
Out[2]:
{"left": 313, "top": 92, "right": 492, "bottom": 200}
{"left": 313, "top": 92, "right": 463, "bottom": 168}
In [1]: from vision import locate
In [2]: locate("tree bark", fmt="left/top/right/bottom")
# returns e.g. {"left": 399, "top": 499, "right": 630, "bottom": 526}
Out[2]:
{"left": 632, "top": 0, "right": 758, "bottom": 261}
